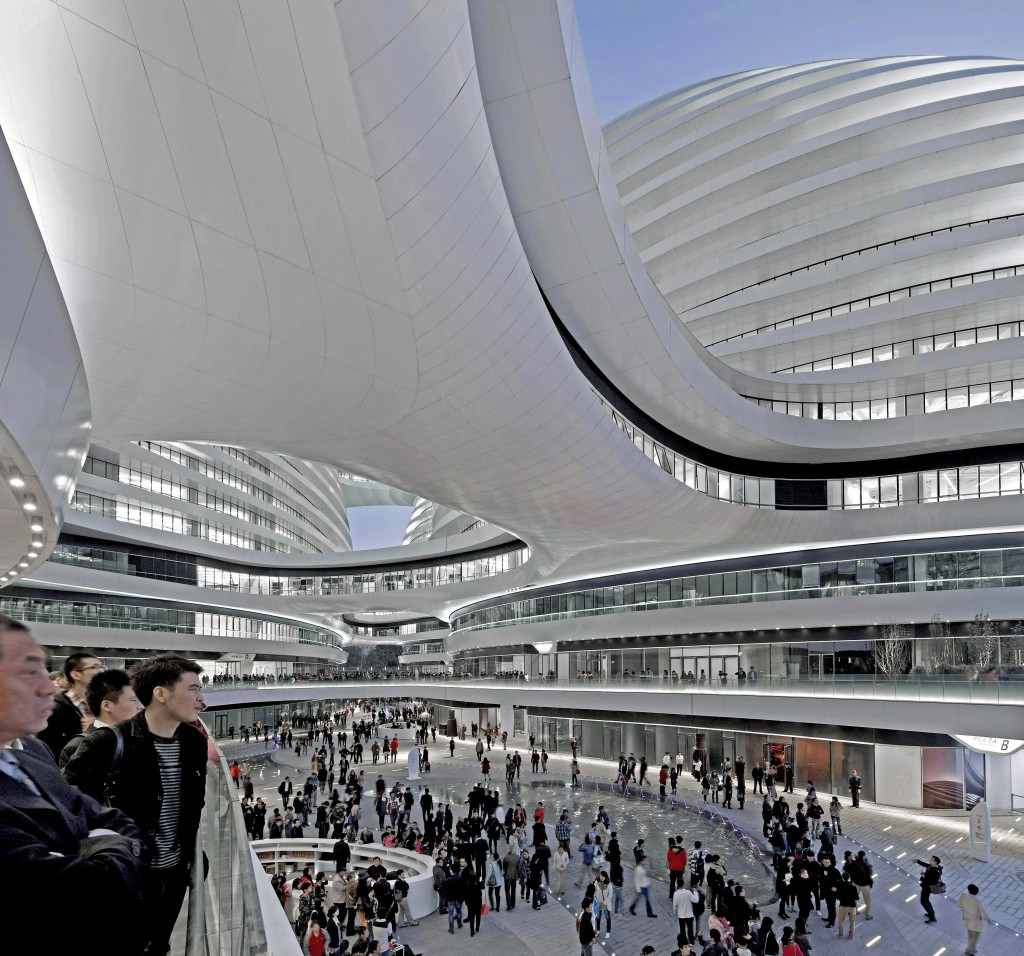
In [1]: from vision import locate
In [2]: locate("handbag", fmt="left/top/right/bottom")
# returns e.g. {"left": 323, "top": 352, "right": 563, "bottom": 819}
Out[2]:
{"left": 537, "top": 886, "right": 548, "bottom": 905}
{"left": 481, "top": 902, "right": 489, "bottom": 915}
{"left": 931, "top": 880, "right": 946, "bottom": 894}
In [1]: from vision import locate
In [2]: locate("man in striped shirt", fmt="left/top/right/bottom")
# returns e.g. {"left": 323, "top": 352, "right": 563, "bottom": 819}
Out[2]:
{"left": 65, "top": 655, "right": 208, "bottom": 956}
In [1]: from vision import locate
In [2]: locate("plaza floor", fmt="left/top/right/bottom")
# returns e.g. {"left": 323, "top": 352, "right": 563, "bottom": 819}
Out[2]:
{"left": 220, "top": 722, "right": 1022, "bottom": 956}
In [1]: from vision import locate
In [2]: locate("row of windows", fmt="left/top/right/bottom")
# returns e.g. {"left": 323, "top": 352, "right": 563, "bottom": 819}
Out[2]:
{"left": 712, "top": 261, "right": 1024, "bottom": 346}
{"left": 0, "top": 596, "right": 341, "bottom": 647}
{"left": 400, "top": 640, "right": 447, "bottom": 656}
{"left": 691, "top": 211, "right": 1024, "bottom": 316}
{"left": 48, "top": 541, "right": 531, "bottom": 595}
{"left": 84, "top": 457, "right": 329, "bottom": 550}
{"left": 779, "top": 319, "right": 1024, "bottom": 374}
{"left": 450, "top": 546, "right": 1024, "bottom": 633}
{"left": 599, "top": 390, "right": 1024, "bottom": 510}
{"left": 747, "top": 379, "right": 1024, "bottom": 420}
{"left": 138, "top": 442, "right": 334, "bottom": 522}
{"left": 70, "top": 492, "right": 299, "bottom": 554}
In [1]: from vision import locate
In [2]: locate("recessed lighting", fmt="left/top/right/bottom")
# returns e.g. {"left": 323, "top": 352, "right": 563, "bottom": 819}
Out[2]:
{"left": 26, "top": 551, "right": 37, "bottom": 559}
{"left": 31, "top": 540, "right": 42, "bottom": 548}
{"left": 7, "top": 467, "right": 25, "bottom": 488}
{"left": 18, "top": 561, "right": 28, "bottom": 568}
{"left": 22, "top": 494, "right": 37, "bottom": 511}
{"left": 30, "top": 520, "right": 43, "bottom": 532}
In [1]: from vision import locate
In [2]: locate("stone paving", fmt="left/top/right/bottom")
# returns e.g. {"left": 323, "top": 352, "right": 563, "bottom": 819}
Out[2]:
{"left": 218, "top": 716, "right": 1024, "bottom": 956}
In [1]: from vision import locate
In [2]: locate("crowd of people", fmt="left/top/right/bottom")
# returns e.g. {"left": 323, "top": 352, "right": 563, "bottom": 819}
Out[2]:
{"left": 1, "top": 612, "right": 1003, "bottom": 956}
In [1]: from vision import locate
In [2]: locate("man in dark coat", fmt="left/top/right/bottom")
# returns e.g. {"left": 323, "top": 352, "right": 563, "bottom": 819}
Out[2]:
{"left": 0, "top": 618, "right": 144, "bottom": 956}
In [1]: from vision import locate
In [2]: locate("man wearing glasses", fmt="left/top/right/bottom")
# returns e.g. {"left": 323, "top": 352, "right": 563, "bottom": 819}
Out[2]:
{"left": 38, "top": 651, "right": 105, "bottom": 759}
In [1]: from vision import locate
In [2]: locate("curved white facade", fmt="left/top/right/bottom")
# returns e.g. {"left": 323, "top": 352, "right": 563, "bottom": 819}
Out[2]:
{"left": 608, "top": 57, "right": 1024, "bottom": 429}
{"left": 1, "top": 1, "right": 1024, "bottom": 783}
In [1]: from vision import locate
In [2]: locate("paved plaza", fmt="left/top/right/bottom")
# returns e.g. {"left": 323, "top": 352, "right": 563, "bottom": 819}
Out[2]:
{"left": 220, "top": 719, "right": 1023, "bottom": 956}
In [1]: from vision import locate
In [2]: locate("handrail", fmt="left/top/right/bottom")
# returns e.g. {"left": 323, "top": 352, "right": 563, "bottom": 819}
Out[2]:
{"left": 196, "top": 672, "right": 1024, "bottom": 705}
{"left": 185, "top": 826, "right": 206, "bottom": 956}
{"left": 196, "top": 728, "right": 272, "bottom": 956}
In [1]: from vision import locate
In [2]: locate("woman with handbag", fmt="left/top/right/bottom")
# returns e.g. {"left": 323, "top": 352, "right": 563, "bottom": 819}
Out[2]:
{"left": 595, "top": 872, "right": 613, "bottom": 939}
{"left": 487, "top": 851, "right": 503, "bottom": 912}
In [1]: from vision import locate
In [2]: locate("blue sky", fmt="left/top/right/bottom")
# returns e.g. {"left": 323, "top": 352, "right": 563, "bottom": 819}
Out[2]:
{"left": 575, "top": 0, "right": 1024, "bottom": 121}
{"left": 348, "top": 505, "right": 413, "bottom": 551}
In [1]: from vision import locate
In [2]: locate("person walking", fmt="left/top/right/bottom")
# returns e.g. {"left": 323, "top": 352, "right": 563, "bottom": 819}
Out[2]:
{"left": 828, "top": 796, "right": 843, "bottom": 835}
{"left": 629, "top": 856, "right": 658, "bottom": 918}
{"left": 957, "top": 883, "right": 994, "bottom": 955}
{"left": 850, "top": 849, "right": 873, "bottom": 920}
{"left": 553, "top": 844, "right": 570, "bottom": 896}
{"left": 595, "top": 872, "right": 613, "bottom": 938}
{"left": 502, "top": 844, "right": 521, "bottom": 910}
{"left": 578, "top": 907, "right": 596, "bottom": 956}
{"left": 836, "top": 871, "right": 860, "bottom": 939}
{"left": 486, "top": 851, "right": 503, "bottom": 912}
{"left": 914, "top": 855, "right": 943, "bottom": 922}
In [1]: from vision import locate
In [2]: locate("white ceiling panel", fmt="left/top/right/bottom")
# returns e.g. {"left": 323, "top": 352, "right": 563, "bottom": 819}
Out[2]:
{"left": 116, "top": 188, "right": 203, "bottom": 309}
{"left": 25, "top": 149, "right": 131, "bottom": 282}
{"left": 123, "top": 0, "right": 204, "bottom": 82}
{"left": 276, "top": 128, "right": 361, "bottom": 291}
{"left": 239, "top": 0, "right": 320, "bottom": 147}
{"left": 191, "top": 223, "right": 269, "bottom": 334}
{"left": 144, "top": 54, "right": 250, "bottom": 241}
{"left": 182, "top": 0, "right": 264, "bottom": 115}
{"left": 212, "top": 92, "right": 309, "bottom": 269}
{"left": 63, "top": 12, "right": 184, "bottom": 214}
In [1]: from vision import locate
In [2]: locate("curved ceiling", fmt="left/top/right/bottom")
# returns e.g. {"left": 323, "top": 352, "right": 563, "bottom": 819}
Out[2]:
{"left": 3, "top": 0, "right": 1024, "bottom": 594}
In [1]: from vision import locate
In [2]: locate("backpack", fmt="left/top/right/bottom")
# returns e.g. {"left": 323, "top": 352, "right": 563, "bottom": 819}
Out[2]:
{"left": 690, "top": 852, "right": 706, "bottom": 882}
{"left": 692, "top": 889, "right": 706, "bottom": 916}
{"left": 782, "top": 944, "right": 802, "bottom": 956}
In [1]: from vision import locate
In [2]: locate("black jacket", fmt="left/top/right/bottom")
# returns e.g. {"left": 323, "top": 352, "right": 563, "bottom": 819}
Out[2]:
{"left": 0, "top": 737, "right": 143, "bottom": 925}
{"left": 63, "top": 712, "right": 207, "bottom": 867}
{"left": 37, "top": 692, "right": 84, "bottom": 760}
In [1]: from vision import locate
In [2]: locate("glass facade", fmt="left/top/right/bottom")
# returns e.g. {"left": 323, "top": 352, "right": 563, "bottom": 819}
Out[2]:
{"left": 525, "top": 715, "right": 878, "bottom": 802}
{"left": 747, "top": 379, "right": 1024, "bottom": 420}
{"left": 48, "top": 540, "right": 530, "bottom": 596}
{"left": 713, "top": 260, "right": 1024, "bottom": 345}
{"left": 451, "top": 543, "right": 1024, "bottom": 633}
{"left": 0, "top": 594, "right": 343, "bottom": 648}
{"left": 695, "top": 211, "right": 1024, "bottom": 328}
{"left": 597, "top": 389, "right": 1024, "bottom": 509}
{"left": 84, "top": 453, "right": 331, "bottom": 548}
{"left": 779, "top": 319, "right": 1024, "bottom": 374}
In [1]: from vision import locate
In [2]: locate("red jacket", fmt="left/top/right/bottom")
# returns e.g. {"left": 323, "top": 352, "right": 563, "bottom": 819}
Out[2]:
{"left": 667, "top": 845, "right": 688, "bottom": 872}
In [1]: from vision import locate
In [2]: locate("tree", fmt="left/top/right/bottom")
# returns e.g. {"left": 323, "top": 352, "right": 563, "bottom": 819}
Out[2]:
{"left": 925, "top": 614, "right": 956, "bottom": 670}
{"left": 876, "top": 622, "right": 912, "bottom": 676}
{"left": 965, "top": 611, "right": 1000, "bottom": 667}
{"left": 346, "top": 643, "right": 401, "bottom": 671}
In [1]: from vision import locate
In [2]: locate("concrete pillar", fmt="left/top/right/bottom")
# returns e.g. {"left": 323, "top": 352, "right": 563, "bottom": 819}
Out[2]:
{"left": 985, "top": 753, "right": 1013, "bottom": 810}
{"left": 500, "top": 702, "right": 514, "bottom": 736}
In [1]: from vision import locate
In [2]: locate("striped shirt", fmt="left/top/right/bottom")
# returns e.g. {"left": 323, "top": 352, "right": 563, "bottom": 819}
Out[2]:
{"left": 151, "top": 732, "right": 183, "bottom": 869}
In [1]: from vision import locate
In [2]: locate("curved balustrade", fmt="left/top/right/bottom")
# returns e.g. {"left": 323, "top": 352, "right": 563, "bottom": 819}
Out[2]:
{"left": 251, "top": 839, "right": 437, "bottom": 920}
{"left": 197, "top": 673, "right": 1024, "bottom": 705}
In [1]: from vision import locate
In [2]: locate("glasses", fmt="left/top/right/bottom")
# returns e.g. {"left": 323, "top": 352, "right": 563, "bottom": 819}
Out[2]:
{"left": 82, "top": 663, "right": 105, "bottom": 672}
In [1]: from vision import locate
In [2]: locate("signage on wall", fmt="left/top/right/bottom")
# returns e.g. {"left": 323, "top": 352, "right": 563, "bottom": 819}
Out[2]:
{"left": 952, "top": 734, "right": 1024, "bottom": 755}
{"left": 969, "top": 800, "right": 991, "bottom": 862}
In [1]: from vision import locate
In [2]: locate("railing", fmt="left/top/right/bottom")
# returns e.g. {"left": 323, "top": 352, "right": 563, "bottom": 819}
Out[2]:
{"left": 195, "top": 673, "right": 1024, "bottom": 704}
{"left": 198, "top": 730, "right": 273, "bottom": 956}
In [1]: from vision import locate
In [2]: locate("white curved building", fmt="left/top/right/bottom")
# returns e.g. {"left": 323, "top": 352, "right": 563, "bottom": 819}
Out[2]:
{"left": 1, "top": 1, "right": 1023, "bottom": 810}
